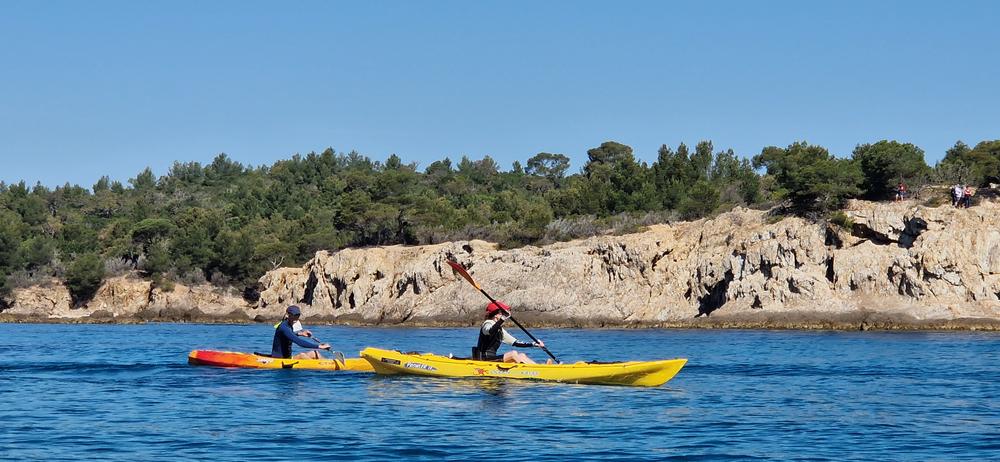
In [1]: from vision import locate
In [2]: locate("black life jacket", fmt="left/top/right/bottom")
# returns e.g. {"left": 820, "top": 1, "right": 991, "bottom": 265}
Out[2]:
{"left": 476, "top": 320, "right": 503, "bottom": 358}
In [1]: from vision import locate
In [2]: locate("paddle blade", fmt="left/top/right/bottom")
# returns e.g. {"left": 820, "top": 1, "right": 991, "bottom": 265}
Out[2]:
{"left": 446, "top": 259, "right": 481, "bottom": 290}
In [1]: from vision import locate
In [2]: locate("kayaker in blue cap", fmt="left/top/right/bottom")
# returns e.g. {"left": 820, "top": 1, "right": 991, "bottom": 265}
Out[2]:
{"left": 476, "top": 301, "right": 549, "bottom": 364}
{"left": 271, "top": 305, "right": 331, "bottom": 359}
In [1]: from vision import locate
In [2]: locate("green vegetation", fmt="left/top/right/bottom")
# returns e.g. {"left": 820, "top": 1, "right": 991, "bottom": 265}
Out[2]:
{"left": 852, "top": 141, "right": 931, "bottom": 200}
{"left": 65, "top": 253, "right": 105, "bottom": 306}
{"left": 0, "top": 139, "right": 994, "bottom": 304}
{"left": 753, "top": 142, "right": 863, "bottom": 215}
{"left": 828, "top": 211, "right": 854, "bottom": 230}
{"left": 938, "top": 140, "right": 1000, "bottom": 186}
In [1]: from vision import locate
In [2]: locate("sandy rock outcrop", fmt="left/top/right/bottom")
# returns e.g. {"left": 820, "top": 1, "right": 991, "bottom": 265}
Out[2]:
{"left": 3, "top": 276, "right": 253, "bottom": 321}
{"left": 5, "top": 281, "right": 75, "bottom": 317}
{"left": 89, "top": 276, "right": 153, "bottom": 316}
{"left": 147, "top": 283, "right": 250, "bottom": 319}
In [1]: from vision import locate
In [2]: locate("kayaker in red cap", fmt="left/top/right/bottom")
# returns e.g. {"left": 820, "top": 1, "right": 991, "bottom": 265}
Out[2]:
{"left": 475, "top": 301, "right": 549, "bottom": 364}
{"left": 271, "top": 305, "right": 331, "bottom": 359}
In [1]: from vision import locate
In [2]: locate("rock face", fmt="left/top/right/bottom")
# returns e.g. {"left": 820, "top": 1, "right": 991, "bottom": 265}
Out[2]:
{"left": 253, "top": 199, "right": 1000, "bottom": 326}
{"left": 4, "top": 280, "right": 74, "bottom": 317}
{"left": 4, "top": 200, "right": 999, "bottom": 328}
{"left": 3, "top": 276, "right": 253, "bottom": 321}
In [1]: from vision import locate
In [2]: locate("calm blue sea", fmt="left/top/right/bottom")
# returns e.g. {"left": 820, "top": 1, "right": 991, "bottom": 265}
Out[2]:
{"left": 1, "top": 323, "right": 998, "bottom": 461}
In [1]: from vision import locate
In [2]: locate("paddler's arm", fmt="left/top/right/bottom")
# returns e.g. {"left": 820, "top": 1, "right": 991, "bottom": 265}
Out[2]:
{"left": 279, "top": 322, "right": 323, "bottom": 349}
{"left": 502, "top": 329, "right": 544, "bottom": 348}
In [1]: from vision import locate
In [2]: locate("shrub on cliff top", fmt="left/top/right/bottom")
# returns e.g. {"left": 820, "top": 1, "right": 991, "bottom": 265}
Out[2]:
{"left": 753, "top": 142, "right": 863, "bottom": 215}
{"left": 65, "top": 253, "right": 105, "bottom": 306}
{"left": 828, "top": 211, "right": 854, "bottom": 230}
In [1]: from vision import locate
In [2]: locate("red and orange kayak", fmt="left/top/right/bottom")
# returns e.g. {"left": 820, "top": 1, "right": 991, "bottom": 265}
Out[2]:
{"left": 188, "top": 350, "right": 374, "bottom": 371}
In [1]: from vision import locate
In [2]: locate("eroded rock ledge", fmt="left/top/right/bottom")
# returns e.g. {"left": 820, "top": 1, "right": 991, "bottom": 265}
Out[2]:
{"left": 3, "top": 200, "right": 999, "bottom": 330}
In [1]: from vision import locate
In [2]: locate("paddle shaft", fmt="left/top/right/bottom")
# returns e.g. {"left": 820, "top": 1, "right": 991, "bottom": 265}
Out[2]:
{"left": 446, "top": 260, "right": 558, "bottom": 362}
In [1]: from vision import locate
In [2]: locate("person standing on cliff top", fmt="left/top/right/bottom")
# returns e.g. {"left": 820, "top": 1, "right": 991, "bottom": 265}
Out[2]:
{"left": 475, "top": 301, "right": 551, "bottom": 364}
{"left": 271, "top": 305, "right": 331, "bottom": 359}
{"left": 963, "top": 185, "right": 975, "bottom": 208}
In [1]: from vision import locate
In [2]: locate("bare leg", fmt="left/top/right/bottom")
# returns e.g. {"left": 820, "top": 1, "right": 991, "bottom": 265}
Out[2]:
{"left": 518, "top": 352, "right": 537, "bottom": 364}
{"left": 293, "top": 351, "right": 322, "bottom": 359}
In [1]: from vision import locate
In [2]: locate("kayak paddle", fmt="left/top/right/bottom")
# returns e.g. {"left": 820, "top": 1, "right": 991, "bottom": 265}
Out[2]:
{"left": 446, "top": 259, "right": 559, "bottom": 363}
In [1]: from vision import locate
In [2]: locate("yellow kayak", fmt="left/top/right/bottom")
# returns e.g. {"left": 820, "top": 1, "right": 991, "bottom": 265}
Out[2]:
{"left": 360, "top": 347, "right": 686, "bottom": 387}
{"left": 188, "top": 350, "right": 373, "bottom": 371}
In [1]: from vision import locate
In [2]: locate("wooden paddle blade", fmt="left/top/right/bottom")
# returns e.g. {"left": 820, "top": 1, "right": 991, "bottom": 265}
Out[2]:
{"left": 446, "top": 259, "right": 481, "bottom": 290}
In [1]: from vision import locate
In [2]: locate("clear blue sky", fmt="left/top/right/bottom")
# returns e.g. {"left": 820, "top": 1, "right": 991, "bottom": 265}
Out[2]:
{"left": 1, "top": 0, "right": 997, "bottom": 187}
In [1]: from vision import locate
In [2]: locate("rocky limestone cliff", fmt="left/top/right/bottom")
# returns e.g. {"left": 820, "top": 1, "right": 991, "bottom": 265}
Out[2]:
{"left": 3, "top": 200, "right": 999, "bottom": 329}
{"left": 252, "top": 199, "right": 1000, "bottom": 327}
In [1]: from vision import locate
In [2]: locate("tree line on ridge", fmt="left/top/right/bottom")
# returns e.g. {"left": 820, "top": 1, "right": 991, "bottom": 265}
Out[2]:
{"left": 0, "top": 139, "right": 997, "bottom": 306}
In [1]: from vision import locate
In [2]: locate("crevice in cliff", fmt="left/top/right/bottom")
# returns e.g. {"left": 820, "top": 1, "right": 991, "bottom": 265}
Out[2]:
{"left": 825, "top": 257, "right": 835, "bottom": 283}
{"left": 399, "top": 309, "right": 414, "bottom": 323}
{"left": 331, "top": 277, "right": 347, "bottom": 309}
{"left": 760, "top": 262, "right": 774, "bottom": 279}
{"left": 302, "top": 272, "right": 318, "bottom": 305}
{"left": 348, "top": 292, "right": 356, "bottom": 310}
{"left": 243, "top": 285, "right": 261, "bottom": 304}
{"left": 824, "top": 225, "right": 844, "bottom": 249}
{"left": 898, "top": 217, "right": 928, "bottom": 249}
{"left": 396, "top": 274, "right": 422, "bottom": 297}
{"left": 850, "top": 224, "right": 894, "bottom": 246}
{"left": 849, "top": 216, "right": 928, "bottom": 249}
{"left": 695, "top": 270, "right": 733, "bottom": 317}
{"left": 650, "top": 250, "right": 671, "bottom": 270}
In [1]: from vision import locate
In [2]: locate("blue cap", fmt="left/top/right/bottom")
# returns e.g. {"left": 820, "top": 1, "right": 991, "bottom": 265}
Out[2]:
{"left": 286, "top": 305, "right": 301, "bottom": 316}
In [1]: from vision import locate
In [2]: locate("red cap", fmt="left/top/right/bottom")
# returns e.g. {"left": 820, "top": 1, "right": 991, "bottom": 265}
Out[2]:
{"left": 485, "top": 301, "right": 510, "bottom": 315}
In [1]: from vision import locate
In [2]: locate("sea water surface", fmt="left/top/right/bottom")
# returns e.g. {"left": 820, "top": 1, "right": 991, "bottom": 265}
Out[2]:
{"left": 1, "top": 323, "right": 998, "bottom": 461}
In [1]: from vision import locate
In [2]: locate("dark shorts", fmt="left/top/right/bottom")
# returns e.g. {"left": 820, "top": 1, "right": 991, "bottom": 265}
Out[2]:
{"left": 480, "top": 352, "right": 504, "bottom": 362}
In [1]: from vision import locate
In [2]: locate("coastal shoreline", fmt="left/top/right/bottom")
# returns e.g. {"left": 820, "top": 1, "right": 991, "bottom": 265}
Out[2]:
{"left": 4, "top": 311, "right": 999, "bottom": 332}
{"left": 5, "top": 200, "right": 999, "bottom": 330}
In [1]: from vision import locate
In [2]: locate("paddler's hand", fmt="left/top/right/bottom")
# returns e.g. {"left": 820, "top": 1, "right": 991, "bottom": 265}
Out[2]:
{"left": 318, "top": 343, "right": 331, "bottom": 350}
{"left": 300, "top": 329, "right": 313, "bottom": 337}
{"left": 534, "top": 340, "right": 545, "bottom": 348}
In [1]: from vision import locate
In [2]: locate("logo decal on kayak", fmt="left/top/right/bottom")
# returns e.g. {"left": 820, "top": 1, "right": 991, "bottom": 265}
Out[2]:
{"left": 480, "top": 369, "right": 539, "bottom": 377}
{"left": 404, "top": 362, "right": 437, "bottom": 371}
{"left": 380, "top": 358, "right": 401, "bottom": 365}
